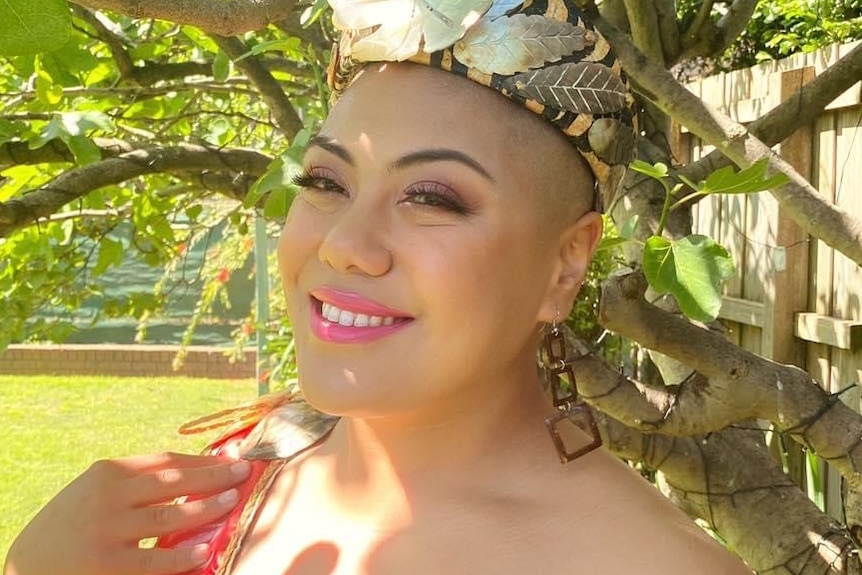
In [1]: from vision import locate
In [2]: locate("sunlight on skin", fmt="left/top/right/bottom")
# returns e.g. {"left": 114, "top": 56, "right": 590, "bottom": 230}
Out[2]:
{"left": 358, "top": 133, "right": 375, "bottom": 161}
{"left": 343, "top": 368, "right": 358, "bottom": 387}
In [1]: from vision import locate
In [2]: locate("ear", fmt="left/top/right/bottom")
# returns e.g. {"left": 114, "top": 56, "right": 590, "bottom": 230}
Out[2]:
{"left": 536, "top": 211, "right": 603, "bottom": 323}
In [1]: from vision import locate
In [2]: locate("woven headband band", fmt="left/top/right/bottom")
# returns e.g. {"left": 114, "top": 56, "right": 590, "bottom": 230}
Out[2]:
{"left": 325, "top": 0, "right": 637, "bottom": 211}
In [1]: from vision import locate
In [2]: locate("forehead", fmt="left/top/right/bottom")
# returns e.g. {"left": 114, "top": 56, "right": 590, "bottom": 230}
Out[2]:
{"left": 321, "top": 63, "right": 554, "bottom": 170}
{"left": 318, "top": 63, "right": 594, "bottom": 219}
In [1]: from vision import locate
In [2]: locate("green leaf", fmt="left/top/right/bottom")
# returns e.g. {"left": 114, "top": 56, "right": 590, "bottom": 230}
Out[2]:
{"left": 94, "top": 237, "right": 124, "bottom": 275}
{"left": 185, "top": 204, "right": 203, "bottom": 221}
{"left": 0, "top": 0, "right": 72, "bottom": 56}
{"left": 35, "top": 73, "right": 63, "bottom": 105}
{"left": 642, "top": 234, "right": 735, "bottom": 322}
{"left": 699, "top": 159, "right": 790, "bottom": 195}
{"left": 244, "top": 155, "right": 301, "bottom": 209}
{"left": 0, "top": 119, "right": 22, "bottom": 145}
{"left": 31, "top": 111, "right": 114, "bottom": 148}
{"left": 239, "top": 38, "right": 302, "bottom": 61}
{"left": 62, "top": 111, "right": 114, "bottom": 134}
{"left": 630, "top": 159, "right": 669, "bottom": 180}
{"left": 66, "top": 135, "right": 101, "bottom": 165}
{"left": 300, "top": 0, "right": 330, "bottom": 27}
{"left": 263, "top": 188, "right": 294, "bottom": 219}
{"left": 41, "top": 47, "right": 98, "bottom": 86}
{"left": 212, "top": 51, "right": 231, "bottom": 83}
{"left": 85, "top": 189, "right": 106, "bottom": 210}
{"left": 596, "top": 237, "right": 631, "bottom": 253}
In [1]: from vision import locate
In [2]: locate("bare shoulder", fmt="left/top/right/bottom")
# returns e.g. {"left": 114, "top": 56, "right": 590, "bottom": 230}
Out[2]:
{"left": 542, "top": 449, "right": 753, "bottom": 574}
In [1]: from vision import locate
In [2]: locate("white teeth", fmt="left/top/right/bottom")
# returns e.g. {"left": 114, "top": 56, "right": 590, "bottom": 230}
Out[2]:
{"left": 323, "top": 303, "right": 340, "bottom": 323}
{"left": 320, "top": 301, "right": 399, "bottom": 328}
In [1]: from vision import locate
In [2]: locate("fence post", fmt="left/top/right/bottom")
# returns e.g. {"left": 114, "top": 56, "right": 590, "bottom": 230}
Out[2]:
{"left": 762, "top": 66, "right": 816, "bottom": 494}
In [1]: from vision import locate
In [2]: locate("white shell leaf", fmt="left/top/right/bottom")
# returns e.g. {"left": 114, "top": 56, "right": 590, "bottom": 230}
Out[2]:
{"left": 485, "top": 0, "right": 523, "bottom": 20}
{"left": 454, "top": 14, "right": 587, "bottom": 75}
{"left": 419, "top": 0, "right": 492, "bottom": 53}
{"left": 350, "top": 14, "right": 423, "bottom": 61}
{"left": 505, "top": 62, "right": 627, "bottom": 114}
{"left": 329, "top": 0, "right": 410, "bottom": 30}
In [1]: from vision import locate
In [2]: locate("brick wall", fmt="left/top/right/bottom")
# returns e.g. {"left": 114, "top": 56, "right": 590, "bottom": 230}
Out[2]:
{"left": 0, "top": 344, "right": 256, "bottom": 379}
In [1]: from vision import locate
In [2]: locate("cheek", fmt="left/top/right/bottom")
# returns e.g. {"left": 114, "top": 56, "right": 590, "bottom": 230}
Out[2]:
{"left": 416, "top": 225, "right": 540, "bottom": 320}
{"left": 277, "top": 201, "right": 322, "bottom": 294}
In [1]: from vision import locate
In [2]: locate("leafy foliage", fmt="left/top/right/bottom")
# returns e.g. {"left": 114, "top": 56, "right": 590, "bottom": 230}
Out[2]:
{"left": 0, "top": 0, "right": 71, "bottom": 57}
{"left": 0, "top": 4, "right": 327, "bottom": 352}
{"left": 678, "top": 0, "right": 862, "bottom": 71}
{"left": 624, "top": 159, "right": 787, "bottom": 323}
{"left": 642, "top": 234, "right": 734, "bottom": 322}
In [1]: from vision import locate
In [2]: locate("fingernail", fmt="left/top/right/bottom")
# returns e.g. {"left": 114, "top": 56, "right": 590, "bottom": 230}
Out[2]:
{"left": 230, "top": 461, "right": 250, "bottom": 476}
{"left": 218, "top": 488, "right": 238, "bottom": 505}
{"left": 190, "top": 544, "right": 210, "bottom": 563}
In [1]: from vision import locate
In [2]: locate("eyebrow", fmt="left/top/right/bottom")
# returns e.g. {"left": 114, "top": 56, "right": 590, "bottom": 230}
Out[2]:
{"left": 307, "top": 135, "right": 495, "bottom": 182}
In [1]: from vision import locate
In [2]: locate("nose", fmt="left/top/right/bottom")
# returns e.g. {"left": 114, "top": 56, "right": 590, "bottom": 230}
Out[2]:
{"left": 317, "top": 200, "right": 393, "bottom": 276}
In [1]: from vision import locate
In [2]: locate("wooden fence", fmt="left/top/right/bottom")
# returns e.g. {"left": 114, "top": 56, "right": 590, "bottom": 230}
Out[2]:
{"left": 676, "top": 41, "right": 862, "bottom": 520}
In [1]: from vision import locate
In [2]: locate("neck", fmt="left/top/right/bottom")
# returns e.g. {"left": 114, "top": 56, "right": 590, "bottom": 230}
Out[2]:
{"left": 316, "top": 355, "right": 556, "bottom": 496}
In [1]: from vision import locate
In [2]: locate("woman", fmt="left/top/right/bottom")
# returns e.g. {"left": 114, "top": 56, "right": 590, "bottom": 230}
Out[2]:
{"left": 5, "top": 1, "right": 752, "bottom": 574}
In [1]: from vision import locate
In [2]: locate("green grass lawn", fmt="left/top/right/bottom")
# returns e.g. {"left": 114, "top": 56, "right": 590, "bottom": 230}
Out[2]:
{"left": 0, "top": 375, "right": 256, "bottom": 564}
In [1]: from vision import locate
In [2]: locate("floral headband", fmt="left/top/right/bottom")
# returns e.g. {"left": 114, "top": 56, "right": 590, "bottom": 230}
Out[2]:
{"left": 326, "top": 0, "right": 637, "bottom": 211}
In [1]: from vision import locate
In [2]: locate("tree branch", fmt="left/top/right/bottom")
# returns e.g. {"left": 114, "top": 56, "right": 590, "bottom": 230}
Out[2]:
{"left": 715, "top": 0, "right": 759, "bottom": 53}
{"left": 622, "top": 0, "right": 665, "bottom": 63}
{"left": 591, "top": 13, "right": 862, "bottom": 266}
{"left": 211, "top": 35, "right": 304, "bottom": 138}
{"left": 680, "top": 41, "right": 862, "bottom": 188}
{"left": 69, "top": 0, "right": 298, "bottom": 35}
{"left": 0, "top": 138, "right": 135, "bottom": 169}
{"left": 1, "top": 80, "right": 264, "bottom": 106}
{"left": 681, "top": 0, "right": 716, "bottom": 52}
{"left": 72, "top": 5, "right": 135, "bottom": 78}
{"left": 73, "top": 6, "right": 214, "bottom": 85}
{"left": 598, "top": 0, "right": 631, "bottom": 32}
{"left": 653, "top": 0, "right": 681, "bottom": 64}
{"left": 0, "top": 144, "right": 272, "bottom": 237}
{"left": 603, "top": 419, "right": 860, "bottom": 572}
{"left": 586, "top": 271, "right": 862, "bottom": 494}
{"left": 680, "top": 0, "right": 759, "bottom": 60}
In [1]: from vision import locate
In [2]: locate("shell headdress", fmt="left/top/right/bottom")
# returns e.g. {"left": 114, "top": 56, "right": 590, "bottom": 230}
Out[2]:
{"left": 326, "top": 0, "right": 637, "bottom": 211}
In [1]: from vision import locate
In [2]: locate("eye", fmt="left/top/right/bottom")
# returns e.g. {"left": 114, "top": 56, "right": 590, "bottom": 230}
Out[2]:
{"left": 401, "top": 182, "right": 473, "bottom": 216}
{"left": 292, "top": 169, "right": 348, "bottom": 196}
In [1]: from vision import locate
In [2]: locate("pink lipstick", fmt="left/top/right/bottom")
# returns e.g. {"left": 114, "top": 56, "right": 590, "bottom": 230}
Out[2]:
{"left": 309, "top": 287, "right": 413, "bottom": 344}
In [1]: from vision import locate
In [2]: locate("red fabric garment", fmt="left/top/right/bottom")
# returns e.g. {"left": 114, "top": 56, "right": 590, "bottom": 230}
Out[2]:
{"left": 156, "top": 425, "right": 268, "bottom": 575}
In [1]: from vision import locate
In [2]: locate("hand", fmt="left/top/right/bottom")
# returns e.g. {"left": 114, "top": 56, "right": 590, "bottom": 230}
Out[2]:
{"left": 4, "top": 452, "right": 252, "bottom": 575}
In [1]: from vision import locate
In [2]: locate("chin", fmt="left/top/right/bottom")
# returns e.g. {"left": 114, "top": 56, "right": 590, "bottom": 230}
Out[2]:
{"left": 296, "top": 367, "right": 406, "bottom": 419}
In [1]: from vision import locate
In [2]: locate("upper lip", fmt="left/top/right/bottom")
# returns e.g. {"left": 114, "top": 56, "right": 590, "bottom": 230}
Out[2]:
{"left": 310, "top": 286, "right": 412, "bottom": 318}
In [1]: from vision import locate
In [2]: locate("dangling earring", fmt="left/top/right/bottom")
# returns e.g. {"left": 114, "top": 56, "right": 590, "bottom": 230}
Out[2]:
{"left": 540, "top": 312, "right": 602, "bottom": 464}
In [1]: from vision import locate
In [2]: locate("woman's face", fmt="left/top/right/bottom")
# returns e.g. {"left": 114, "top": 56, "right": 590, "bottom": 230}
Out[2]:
{"left": 278, "top": 63, "right": 600, "bottom": 418}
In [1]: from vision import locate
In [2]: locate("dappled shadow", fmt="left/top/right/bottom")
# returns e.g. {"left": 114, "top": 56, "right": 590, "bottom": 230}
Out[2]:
{"left": 282, "top": 542, "right": 339, "bottom": 575}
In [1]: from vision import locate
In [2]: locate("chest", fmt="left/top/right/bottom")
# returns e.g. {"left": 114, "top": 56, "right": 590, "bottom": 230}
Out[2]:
{"left": 226, "top": 471, "right": 627, "bottom": 575}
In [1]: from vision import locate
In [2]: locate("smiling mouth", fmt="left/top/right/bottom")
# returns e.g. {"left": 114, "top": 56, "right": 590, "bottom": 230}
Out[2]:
{"left": 312, "top": 297, "right": 412, "bottom": 329}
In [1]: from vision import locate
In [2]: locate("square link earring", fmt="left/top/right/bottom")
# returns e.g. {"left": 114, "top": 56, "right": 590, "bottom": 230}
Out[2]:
{"left": 540, "top": 316, "right": 603, "bottom": 464}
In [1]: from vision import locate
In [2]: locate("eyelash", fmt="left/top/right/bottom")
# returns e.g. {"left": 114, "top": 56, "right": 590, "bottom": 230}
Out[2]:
{"left": 291, "top": 170, "right": 474, "bottom": 216}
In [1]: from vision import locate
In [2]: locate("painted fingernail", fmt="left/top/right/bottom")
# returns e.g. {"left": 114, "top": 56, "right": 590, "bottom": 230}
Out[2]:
{"left": 190, "top": 544, "right": 210, "bottom": 563}
{"left": 218, "top": 488, "right": 238, "bottom": 506}
{"left": 230, "top": 461, "right": 250, "bottom": 476}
